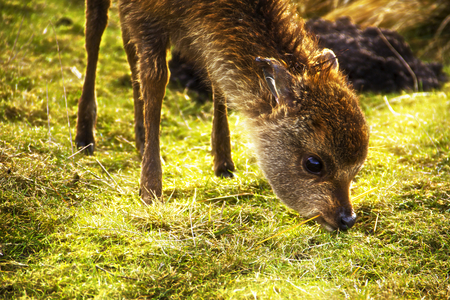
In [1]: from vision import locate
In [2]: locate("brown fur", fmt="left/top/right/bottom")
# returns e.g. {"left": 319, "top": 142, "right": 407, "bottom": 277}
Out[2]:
{"left": 76, "top": 0, "right": 369, "bottom": 231}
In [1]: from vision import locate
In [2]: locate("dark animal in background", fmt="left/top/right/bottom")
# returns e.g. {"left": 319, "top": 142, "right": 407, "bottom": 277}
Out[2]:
{"left": 76, "top": 0, "right": 369, "bottom": 231}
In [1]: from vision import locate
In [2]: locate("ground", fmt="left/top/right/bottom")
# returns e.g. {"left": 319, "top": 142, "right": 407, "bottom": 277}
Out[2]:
{"left": 0, "top": 0, "right": 449, "bottom": 299}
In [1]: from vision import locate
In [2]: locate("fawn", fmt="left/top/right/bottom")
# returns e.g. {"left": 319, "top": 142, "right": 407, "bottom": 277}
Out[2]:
{"left": 76, "top": 0, "right": 369, "bottom": 231}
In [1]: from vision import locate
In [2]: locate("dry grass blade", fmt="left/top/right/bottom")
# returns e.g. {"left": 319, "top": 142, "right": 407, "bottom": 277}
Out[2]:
{"left": 95, "top": 158, "right": 123, "bottom": 194}
{"left": 351, "top": 266, "right": 361, "bottom": 277}
{"left": 66, "top": 143, "right": 94, "bottom": 159}
{"left": 352, "top": 187, "right": 378, "bottom": 201}
{"left": 377, "top": 28, "right": 418, "bottom": 92}
{"left": 49, "top": 182, "right": 68, "bottom": 206}
{"left": 95, "top": 265, "right": 139, "bottom": 281}
{"left": 435, "top": 14, "right": 450, "bottom": 38}
{"left": 383, "top": 96, "right": 438, "bottom": 150}
{"left": 51, "top": 21, "right": 73, "bottom": 155}
{"left": 373, "top": 213, "right": 379, "bottom": 233}
{"left": 256, "top": 214, "right": 321, "bottom": 245}
{"left": 6, "top": 16, "right": 24, "bottom": 64}
{"left": 46, "top": 83, "right": 51, "bottom": 142}
{"left": 190, "top": 188, "right": 197, "bottom": 247}
{"left": 198, "top": 193, "right": 253, "bottom": 203}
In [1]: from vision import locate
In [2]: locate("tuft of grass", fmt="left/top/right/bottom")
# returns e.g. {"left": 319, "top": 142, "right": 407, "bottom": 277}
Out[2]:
{"left": 1, "top": 0, "right": 450, "bottom": 299}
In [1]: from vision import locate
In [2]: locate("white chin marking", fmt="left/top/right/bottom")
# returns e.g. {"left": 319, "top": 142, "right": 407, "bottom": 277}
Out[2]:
{"left": 321, "top": 223, "right": 336, "bottom": 232}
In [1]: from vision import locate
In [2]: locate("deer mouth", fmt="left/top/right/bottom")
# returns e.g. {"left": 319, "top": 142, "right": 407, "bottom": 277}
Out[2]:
{"left": 315, "top": 213, "right": 357, "bottom": 232}
{"left": 314, "top": 215, "right": 338, "bottom": 232}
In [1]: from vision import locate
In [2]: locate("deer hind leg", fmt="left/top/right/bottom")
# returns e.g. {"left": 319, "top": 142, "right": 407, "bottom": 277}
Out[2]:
{"left": 211, "top": 86, "right": 235, "bottom": 178}
{"left": 120, "top": 19, "right": 144, "bottom": 157}
{"left": 75, "top": 0, "right": 111, "bottom": 154}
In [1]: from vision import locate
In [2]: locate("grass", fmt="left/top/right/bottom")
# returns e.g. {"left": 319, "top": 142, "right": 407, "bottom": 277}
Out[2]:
{"left": 1, "top": 0, "right": 450, "bottom": 298}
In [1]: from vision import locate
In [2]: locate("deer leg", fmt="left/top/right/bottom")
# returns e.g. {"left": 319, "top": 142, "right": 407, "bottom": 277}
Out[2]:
{"left": 75, "top": 0, "right": 111, "bottom": 154}
{"left": 211, "top": 86, "right": 235, "bottom": 178}
{"left": 120, "top": 21, "right": 144, "bottom": 157}
{"left": 136, "top": 35, "right": 170, "bottom": 203}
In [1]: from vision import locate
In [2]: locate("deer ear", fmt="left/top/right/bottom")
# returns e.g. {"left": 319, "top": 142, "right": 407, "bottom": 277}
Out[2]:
{"left": 255, "top": 57, "right": 296, "bottom": 106}
{"left": 317, "top": 48, "right": 339, "bottom": 71}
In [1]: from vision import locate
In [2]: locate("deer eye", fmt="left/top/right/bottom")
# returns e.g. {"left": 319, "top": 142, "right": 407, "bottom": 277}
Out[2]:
{"left": 304, "top": 156, "right": 323, "bottom": 175}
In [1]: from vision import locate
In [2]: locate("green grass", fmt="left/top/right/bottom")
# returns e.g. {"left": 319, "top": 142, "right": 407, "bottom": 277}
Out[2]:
{"left": 1, "top": 0, "right": 450, "bottom": 299}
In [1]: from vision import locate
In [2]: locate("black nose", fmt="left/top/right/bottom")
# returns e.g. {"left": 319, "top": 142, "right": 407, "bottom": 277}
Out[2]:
{"left": 339, "top": 213, "right": 357, "bottom": 231}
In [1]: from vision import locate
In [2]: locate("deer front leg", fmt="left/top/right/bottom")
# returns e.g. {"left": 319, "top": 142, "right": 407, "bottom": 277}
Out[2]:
{"left": 211, "top": 87, "right": 235, "bottom": 178}
{"left": 138, "top": 44, "right": 170, "bottom": 203}
{"left": 75, "top": 0, "right": 111, "bottom": 154}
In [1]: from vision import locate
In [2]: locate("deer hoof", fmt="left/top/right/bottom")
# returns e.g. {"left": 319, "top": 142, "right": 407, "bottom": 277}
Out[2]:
{"left": 214, "top": 161, "right": 235, "bottom": 178}
{"left": 75, "top": 140, "right": 95, "bottom": 155}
